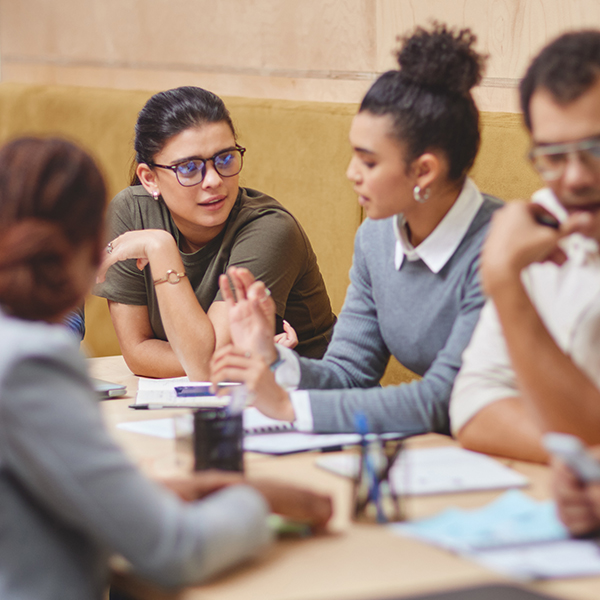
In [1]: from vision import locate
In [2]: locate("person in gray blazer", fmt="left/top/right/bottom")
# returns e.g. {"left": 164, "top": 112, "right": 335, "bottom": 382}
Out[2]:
{"left": 0, "top": 136, "right": 331, "bottom": 600}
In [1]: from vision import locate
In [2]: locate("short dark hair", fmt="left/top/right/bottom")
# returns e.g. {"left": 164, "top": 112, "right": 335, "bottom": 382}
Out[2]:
{"left": 131, "top": 86, "right": 236, "bottom": 185}
{"left": 0, "top": 137, "right": 106, "bottom": 320}
{"left": 360, "top": 22, "right": 486, "bottom": 182}
{"left": 520, "top": 30, "right": 600, "bottom": 131}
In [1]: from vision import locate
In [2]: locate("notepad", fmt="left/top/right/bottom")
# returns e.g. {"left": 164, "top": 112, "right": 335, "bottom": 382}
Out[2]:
{"left": 132, "top": 376, "right": 230, "bottom": 408}
{"left": 242, "top": 407, "right": 295, "bottom": 433}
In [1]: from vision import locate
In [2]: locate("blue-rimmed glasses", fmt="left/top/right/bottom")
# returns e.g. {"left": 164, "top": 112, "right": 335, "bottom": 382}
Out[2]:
{"left": 148, "top": 145, "right": 246, "bottom": 187}
{"left": 529, "top": 136, "right": 600, "bottom": 181}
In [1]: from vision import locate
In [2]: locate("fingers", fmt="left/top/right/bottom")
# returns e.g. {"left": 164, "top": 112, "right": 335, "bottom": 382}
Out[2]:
{"left": 219, "top": 273, "right": 236, "bottom": 307}
{"left": 225, "top": 266, "right": 254, "bottom": 303}
{"left": 278, "top": 320, "right": 299, "bottom": 349}
{"left": 234, "top": 267, "right": 258, "bottom": 291}
{"left": 211, "top": 345, "right": 265, "bottom": 386}
{"left": 561, "top": 211, "right": 595, "bottom": 238}
{"left": 552, "top": 459, "right": 600, "bottom": 536}
{"left": 96, "top": 246, "right": 122, "bottom": 283}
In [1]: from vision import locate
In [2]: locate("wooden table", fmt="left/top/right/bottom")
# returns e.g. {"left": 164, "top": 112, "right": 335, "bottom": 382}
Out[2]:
{"left": 91, "top": 356, "right": 600, "bottom": 600}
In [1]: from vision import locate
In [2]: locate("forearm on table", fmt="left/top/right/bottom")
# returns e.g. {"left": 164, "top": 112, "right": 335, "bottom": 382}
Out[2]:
{"left": 307, "top": 373, "right": 451, "bottom": 434}
{"left": 154, "top": 289, "right": 216, "bottom": 380}
{"left": 120, "top": 338, "right": 186, "bottom": 378}
{"left": 491, "top": 276, "right": 600, "bottom": 444}
{"left": 456, "top": 396, "right": 548, "bottom": 463}
{"left": 110, "top": 300, "right": 214, "bottom": 380}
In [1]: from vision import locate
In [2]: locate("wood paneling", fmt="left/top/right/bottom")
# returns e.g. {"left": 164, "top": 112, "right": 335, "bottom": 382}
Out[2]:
{"left": 2, "top": 0, "right": 600, "bottom": 111}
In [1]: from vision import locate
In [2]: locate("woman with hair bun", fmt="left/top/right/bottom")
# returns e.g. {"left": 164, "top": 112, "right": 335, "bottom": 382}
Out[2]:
{"left": 211, "top": 23, "right": 503, "bottom": 434}
{"left": 95, "top": 86, "right": 335, "bottom": 381}
{"left": 0, "top": 137, "right": 332, "bottom": 599}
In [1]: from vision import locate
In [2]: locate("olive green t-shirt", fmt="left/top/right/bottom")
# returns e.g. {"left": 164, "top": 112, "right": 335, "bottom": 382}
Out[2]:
{"left": 94, "top": 186, "right": 335, "bottom": 358}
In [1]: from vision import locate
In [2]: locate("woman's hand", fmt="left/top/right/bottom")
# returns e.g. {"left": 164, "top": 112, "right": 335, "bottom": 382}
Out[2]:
{"left": 219, "top": 266, "right": 278, "bottom": 364}
{"left": 274, "top": 319, "right": 298, "bottom": 349}
{"left": 96, "top": 229, "right": 178, "bottom": 283}
{"left": 159, "top": 471, "right": 332, "bottom": 530}
{"left": 211, "top": 344, "right": 296, "bottom": 422}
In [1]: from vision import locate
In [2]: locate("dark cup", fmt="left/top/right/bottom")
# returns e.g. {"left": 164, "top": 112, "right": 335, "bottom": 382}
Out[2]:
{"left": 193, "top": 408, "right": 244, "bottom": 472}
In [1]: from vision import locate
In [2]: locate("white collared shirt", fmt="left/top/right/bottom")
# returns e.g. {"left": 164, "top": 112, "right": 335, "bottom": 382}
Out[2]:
{"left": 394, "top": 177, "right": 483, "bottom": 272}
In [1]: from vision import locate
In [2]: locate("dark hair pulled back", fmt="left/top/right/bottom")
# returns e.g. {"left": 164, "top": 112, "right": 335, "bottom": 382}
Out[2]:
{"left": 0, "top": 137, "right": 106, "bottom": 320}
{"left": 520, "top": 30, "right": 600, "bottom": 131}
{"left": 132, "top": 86, "right": 236, "bottom": 184}
{"left": 360, "top": 22, "right": 486, "bottom": 181}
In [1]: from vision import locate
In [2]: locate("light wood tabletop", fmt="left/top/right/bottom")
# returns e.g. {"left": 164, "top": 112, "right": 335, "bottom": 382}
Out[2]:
{"left": 90, "top": 355, "right": 600, "bottom": 600}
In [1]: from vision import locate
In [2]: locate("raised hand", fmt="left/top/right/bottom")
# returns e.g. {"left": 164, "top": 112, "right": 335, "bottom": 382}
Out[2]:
{"left": 219, "top": 266, "right": 278, "bottom": 364}
{"left": 480, "top": 201, "right": 592, "bottom": 297}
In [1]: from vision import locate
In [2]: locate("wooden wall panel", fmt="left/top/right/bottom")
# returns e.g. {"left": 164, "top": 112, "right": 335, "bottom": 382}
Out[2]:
{"left": 1, "top": 0, "right": 600, "bottom": 110}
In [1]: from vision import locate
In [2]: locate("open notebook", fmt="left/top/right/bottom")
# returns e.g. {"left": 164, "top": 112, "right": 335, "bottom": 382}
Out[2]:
{"left": 118, "top": 405, "right": 409, "bottom": 454}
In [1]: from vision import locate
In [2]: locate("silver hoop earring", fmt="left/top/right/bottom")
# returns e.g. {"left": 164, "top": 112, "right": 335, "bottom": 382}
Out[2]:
{"left": 413, "top": 185, "right": 430, "bottom": 203}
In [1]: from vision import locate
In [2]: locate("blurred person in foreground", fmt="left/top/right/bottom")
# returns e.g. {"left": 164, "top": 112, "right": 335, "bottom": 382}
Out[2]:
{"left": 0, "top": 136, "right": 331, "bottom": 600}
{"left": 448, "top": 30, "right": 600, "bottom": 537}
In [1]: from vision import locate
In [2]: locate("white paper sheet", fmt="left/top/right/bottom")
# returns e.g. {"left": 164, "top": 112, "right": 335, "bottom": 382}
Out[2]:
{"left": 316, "top": 446, "right": 528, "bottom": 495}
{"left": 117, "top": 418, "right": 176, "bottom": 439}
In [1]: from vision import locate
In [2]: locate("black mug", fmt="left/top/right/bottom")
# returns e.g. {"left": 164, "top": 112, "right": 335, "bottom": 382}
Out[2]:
{"left": 193, "top": 408, "right": 244, "bottom": 472}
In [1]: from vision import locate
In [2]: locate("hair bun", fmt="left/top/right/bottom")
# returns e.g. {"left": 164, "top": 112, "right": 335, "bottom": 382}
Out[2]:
{"left": 396, "top": 22, "right": 485, "bottom": 95}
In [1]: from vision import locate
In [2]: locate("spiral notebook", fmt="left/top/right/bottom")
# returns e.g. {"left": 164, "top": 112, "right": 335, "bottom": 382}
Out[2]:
{"left": 243, "top": 407, "right": 296, "bottom": 433}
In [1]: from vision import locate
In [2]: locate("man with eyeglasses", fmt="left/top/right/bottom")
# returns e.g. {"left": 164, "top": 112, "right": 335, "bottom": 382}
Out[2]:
{"left": 449, "top": 30, "right": 600, "bottom": 466}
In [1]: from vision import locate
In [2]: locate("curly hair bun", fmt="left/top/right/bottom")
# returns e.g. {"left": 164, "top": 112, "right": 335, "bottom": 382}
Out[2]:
{"left": 397, "top": 22, "right": 485, "bottom": 95}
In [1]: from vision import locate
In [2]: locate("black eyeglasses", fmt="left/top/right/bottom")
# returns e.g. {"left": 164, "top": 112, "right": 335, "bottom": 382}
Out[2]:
{"left": 148, "top": 145, "right": 246, "bottom": 187}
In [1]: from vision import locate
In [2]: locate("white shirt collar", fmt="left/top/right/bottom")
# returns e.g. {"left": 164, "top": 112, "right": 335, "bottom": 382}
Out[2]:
{"left": 531, "top": 188, "right": 599, "bottom": 265}
{"left": 394, "top": 177, "right": 484, "bottom": 273}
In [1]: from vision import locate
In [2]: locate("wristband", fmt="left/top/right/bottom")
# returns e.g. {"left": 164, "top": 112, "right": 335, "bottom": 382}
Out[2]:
{"left": 153, "top": 269, "right": 187, "bottom": 286}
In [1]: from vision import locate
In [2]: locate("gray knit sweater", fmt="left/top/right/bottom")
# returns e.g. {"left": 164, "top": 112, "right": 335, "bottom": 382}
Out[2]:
{"left": 298, "top": 195, "right": 502, "bottom": 434}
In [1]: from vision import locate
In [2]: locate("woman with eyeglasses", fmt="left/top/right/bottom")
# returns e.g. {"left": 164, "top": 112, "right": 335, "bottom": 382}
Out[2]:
{"left": 211, "top": 24, "right": 503, "bottom": 435}
{"left": 95, "top": 86, "right": 335, "bottom": 380}
{"left": 0, "top": 137, "right": 331, "bottom": 599}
